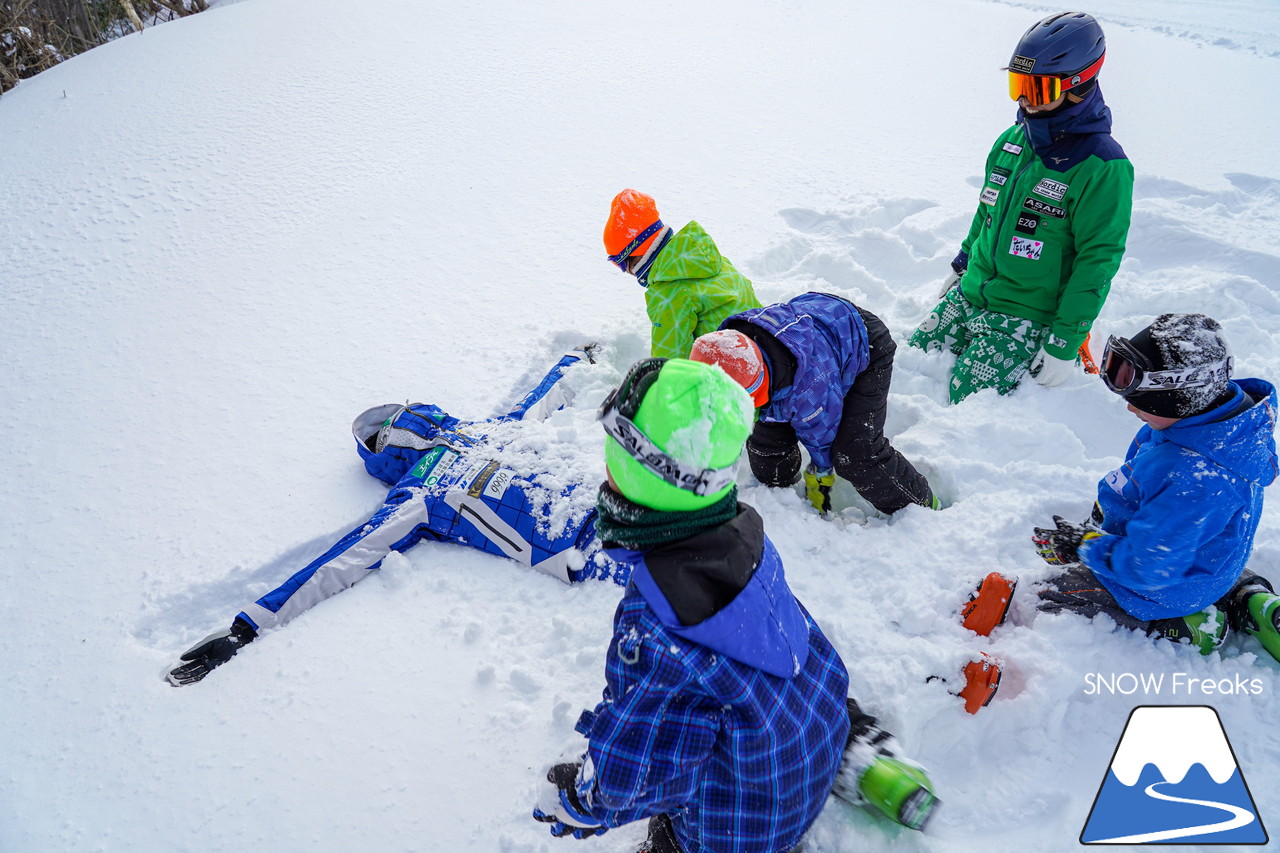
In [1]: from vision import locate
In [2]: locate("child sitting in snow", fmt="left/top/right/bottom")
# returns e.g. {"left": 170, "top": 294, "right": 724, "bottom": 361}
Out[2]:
{"left": 532, "top": 357, "right": 939, "bottom": 853}
{"left": 1030, "top": 314, "right": 1280, "bottom": 656}
{"left": 166, "top": 346, "right": 622, "bottom": 686}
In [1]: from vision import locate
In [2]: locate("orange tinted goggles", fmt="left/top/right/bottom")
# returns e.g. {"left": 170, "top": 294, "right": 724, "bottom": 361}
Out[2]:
{"left": 1007, "top": 54, "right": 1105, "bottom": 106}
{"left": 1008, "top": 72, "right": 1063, "bottom": 105}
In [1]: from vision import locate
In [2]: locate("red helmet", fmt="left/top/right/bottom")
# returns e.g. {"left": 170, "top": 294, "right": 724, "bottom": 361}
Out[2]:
{"left": 689, "top": 330, "right": 770, "bottom": 408}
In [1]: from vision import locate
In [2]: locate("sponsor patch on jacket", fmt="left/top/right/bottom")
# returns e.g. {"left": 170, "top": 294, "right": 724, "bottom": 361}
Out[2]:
{"left": 988, "top": 166, "right": 1011, "bottom": 186}
{"left": 1002, "top": 142, "right": 1023, "bottom": 156}
{"left": 1015, "top": 214, "right": 1039, "bottom": 236}
{"left": 1009, "top": 236, "right": 1044, "bottom": 260}
{"left": 1009, "top": 54, "right": 1036, "bottom": 74}
{"left": 412, "top": 445, "right": 461, "bottom": 485}
{"left": 980, "top": 187, "right": 1000, "bottom": 206}
{"left": 1104, "top": 467, "right": 1129, "bottom": 494}
{"left": 1033, "top": 178, "right": 1069, "bottom": 201}
{"left": 1023, "top": 196, "right": 1066, "bottom": 219}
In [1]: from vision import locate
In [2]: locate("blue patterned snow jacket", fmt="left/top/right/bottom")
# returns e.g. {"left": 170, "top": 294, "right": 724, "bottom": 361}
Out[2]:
{"left": 1081, "top": 379, "right": 1278, "bottom": 620}
{"left": 576, "top": 504, "right": 850, "bottom": 853}
{"left": 723, "top": 292, "right": 869, "bottom": 470}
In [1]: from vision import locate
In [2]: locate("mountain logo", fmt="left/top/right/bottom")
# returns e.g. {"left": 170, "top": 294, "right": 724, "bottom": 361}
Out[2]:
{"left": 1081, "top": 705, "right": 1267, "bottom": 845}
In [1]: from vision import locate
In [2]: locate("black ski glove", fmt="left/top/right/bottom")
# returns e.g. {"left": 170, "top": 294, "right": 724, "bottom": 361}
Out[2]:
{"left": 532, "top": 762, "right": 607, "bottom": 840}
{"left": 1032, "top": 515, "right": 1102, "bottom": 566}
{"left": 165, "top": 618, "right": 257, "bottom": 686}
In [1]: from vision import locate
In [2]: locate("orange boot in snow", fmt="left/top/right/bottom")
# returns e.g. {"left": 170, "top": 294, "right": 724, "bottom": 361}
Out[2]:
{"left": 959, "top": 653, "right": 1003, "bottom": 714}
{"left": 960, "top": 572, "right": 1017, "bottom": 637}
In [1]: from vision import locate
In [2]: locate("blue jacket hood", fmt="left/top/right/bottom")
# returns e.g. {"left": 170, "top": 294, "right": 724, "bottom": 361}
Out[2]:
{"left": 604, "top": 511, "right": 811, "bottom": 678}
{"left": 1150, "top": 379, "right": 1279, "bottom": 487}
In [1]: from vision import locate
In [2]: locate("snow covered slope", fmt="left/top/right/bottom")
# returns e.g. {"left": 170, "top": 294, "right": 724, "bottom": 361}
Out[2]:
{"left": 2, "top": 1, "right": 1278, "bottom": 851}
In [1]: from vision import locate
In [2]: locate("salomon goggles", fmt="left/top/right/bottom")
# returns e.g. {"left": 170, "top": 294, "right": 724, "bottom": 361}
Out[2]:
{"left": 597, "top": 358, "right": 737, "bottom": 497}
{"left": 606, "top": 220, "right": 664, "bottom": 271}
{"left": 1100, "top": 335, "right": 1234, "bottom": 397}
{"left": 1008, "top": 54, "right": 1105, "bottom": 106}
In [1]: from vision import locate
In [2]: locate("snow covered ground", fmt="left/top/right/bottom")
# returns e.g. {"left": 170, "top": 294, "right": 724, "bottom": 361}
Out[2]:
{"left": 2, "top": 0, "right": 1279, "bottom": 850}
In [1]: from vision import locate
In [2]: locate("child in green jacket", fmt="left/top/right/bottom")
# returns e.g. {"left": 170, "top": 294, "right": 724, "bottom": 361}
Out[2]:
{"left": 604, "top": 189, "right": 761, "bottom": 360}
{"left": 909, "top": 12, "right": 1134, "bottom": 404}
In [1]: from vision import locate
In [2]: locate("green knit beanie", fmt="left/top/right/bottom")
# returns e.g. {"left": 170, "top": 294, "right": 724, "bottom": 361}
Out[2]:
{"left": 602, "top": 358, "right": 753, "bottom": 511}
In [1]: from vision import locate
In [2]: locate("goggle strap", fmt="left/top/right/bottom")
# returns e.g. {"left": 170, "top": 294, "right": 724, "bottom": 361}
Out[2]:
{"left": 1063, "top": 54, "right": 1105, "bottom": 91}
{"left": 599, "top": 406, "right": 737, "bottom": 497}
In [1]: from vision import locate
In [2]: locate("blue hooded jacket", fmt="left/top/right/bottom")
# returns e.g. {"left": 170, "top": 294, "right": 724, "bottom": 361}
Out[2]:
{"left": 724, "top": 292, "right": 870, "bottom": 470}
{"left": 1081, "top": 379, "right": 1279, "bottom": 620}
{"left": 577, "top": 505, "right": 850, "bottom": 853}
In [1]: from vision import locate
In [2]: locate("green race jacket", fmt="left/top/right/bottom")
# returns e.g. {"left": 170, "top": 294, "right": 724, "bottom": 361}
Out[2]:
{"left": 645, "top": 221, "right": 761, "bottom": 359}
{"left": 958, "top": 89, "right": 1134, "bottom": 359}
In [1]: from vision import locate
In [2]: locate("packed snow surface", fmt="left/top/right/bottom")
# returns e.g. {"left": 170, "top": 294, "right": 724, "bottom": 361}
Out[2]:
{"left": 2, "top": 0, "right": 1278, "bottom": 851}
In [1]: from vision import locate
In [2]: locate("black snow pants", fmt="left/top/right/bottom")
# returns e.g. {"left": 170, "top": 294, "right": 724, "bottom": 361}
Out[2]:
{"left": 746, "top": 307, "right": 933, "bottom": 515}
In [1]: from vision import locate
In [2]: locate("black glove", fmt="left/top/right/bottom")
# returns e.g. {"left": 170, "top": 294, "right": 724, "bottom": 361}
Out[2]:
{"left": 532, "top": 762, "right": 607, "bottom": 840}
{"left": 165, "top": 618, "right": 257, "bottom": 686}
{"left": 1032, "top": 515, "right": 1101, "bottom": 566}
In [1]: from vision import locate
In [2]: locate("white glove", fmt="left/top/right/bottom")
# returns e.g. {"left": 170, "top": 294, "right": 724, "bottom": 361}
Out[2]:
{"left": 1029, "top": 349, "right": 1076, "bottom": 387}
{"left": 936, "top": 270, "right": 962, "bottom": 299}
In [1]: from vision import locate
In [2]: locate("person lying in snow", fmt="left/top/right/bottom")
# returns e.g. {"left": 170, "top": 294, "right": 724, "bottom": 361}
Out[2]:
{"left": 166, "top": 346, "right": 622, "bottom": 686}
{"left": 532, "top": 357, "right": 940, "bottom": 853}
{"left": 1028, "top": 314, "right": 1280, "bottom": 656}
{"left": 689, "top": 291, "right": 939, "bottom": 517}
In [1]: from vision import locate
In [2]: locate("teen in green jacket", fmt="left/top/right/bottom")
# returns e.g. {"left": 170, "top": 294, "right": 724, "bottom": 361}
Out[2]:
{"left": 910, "top": 13, "right": 1134, "bottom": 404}
{"left": 604, "top": 189, "right": 761, "bottom": 360}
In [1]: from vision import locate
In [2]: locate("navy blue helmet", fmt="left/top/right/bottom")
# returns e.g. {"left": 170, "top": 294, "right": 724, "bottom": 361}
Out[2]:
{"left": 1009, "top": 11, "right": 1105, "bottom": 78}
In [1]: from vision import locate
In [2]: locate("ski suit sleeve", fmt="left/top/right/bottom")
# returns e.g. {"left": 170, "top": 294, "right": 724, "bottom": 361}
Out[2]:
{"left": 577, "top": 632, "right": 721, "bottom": 826}
{"left": 646, "top": 284, "right": 699, "bottom": 360}
{"left": 237, "top": 487, "right": 431, "bottom": 632}
{"left": 1080, "top": 451, "right": 1240, "bottom": 615}
{"left": 1046, "top": 158, "right": 1134, "bottom": 359}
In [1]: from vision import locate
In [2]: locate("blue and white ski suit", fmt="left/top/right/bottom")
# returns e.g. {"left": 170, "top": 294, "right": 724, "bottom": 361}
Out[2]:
{"left": 236, "top": 350, "right": 622, "bottom": 633}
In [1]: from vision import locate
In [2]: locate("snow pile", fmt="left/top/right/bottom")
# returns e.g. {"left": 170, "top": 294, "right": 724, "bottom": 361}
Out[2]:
{"left": 2, "top": 0, "right": 1278, "bottom": 851}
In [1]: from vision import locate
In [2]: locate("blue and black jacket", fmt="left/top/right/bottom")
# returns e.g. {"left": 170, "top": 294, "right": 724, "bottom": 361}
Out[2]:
{"left": 576, "top": 504, "right": 850, "bottom": 853}
{"left": 724, "top": 292, "right": 870, "bottom": 471}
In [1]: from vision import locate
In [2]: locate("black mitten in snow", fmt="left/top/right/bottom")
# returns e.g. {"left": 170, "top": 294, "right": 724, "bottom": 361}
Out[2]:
{"left": 166, "top": 618, "right": 257, "bottom": 686}
{"left": 746, "top": 422, "right": 802, "bottom": 488}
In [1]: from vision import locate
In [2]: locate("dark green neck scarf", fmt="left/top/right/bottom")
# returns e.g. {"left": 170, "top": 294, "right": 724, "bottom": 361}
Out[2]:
{"left": 595, "top": 483, "right": 739, "bottom": 550}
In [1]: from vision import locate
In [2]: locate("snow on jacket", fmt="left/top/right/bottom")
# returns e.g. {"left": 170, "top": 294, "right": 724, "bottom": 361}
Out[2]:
{"left": 1081, "top": 379, "right": 1279, "bottom": 620}
{"left": 577, "top": 504, "right": 850, "bottom": 853}
{"left": 957, "top": 86, "right": 1134, "bottom": 359}
{"left": 723, "top": 292, "right": 870, "bottom": 470}
{"left": 644, "top": 221, "right": 762, "bottom": 360}
{"left": 236, "top": 352, "right": 620, "bottom": 632}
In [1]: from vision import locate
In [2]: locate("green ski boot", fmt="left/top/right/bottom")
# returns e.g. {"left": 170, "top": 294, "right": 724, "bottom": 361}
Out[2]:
{"left": 856, "top": 756, "right": 939, "bottom": 831}
{"left": 1175, "top": 607, "right": 1230, "bottom": 656}
{"left": 1244, "top": 589, "right": 1280, "bottom": 662}
{"left": 830, "top": 699, "right": 940, "bottom": 831}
